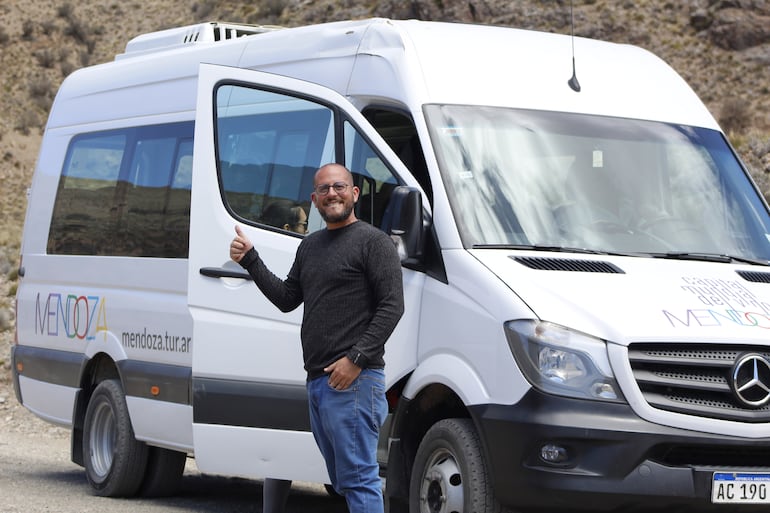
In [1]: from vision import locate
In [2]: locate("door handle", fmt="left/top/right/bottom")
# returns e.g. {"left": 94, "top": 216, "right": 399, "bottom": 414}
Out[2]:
{"left": 199, "top": 267, "right": 250, "bottom": 279}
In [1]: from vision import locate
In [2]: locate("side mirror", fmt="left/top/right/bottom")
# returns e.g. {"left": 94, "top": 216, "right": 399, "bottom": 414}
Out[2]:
{"left": 383, "top": 186, "right": 423, "bottom": 265}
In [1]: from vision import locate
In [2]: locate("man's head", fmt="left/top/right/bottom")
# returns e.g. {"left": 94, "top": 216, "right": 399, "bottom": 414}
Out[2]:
{"left": 311, "top": 163, "right": 359, "bottom": 229}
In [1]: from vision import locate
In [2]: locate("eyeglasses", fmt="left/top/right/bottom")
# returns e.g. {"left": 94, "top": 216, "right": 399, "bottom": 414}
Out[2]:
{"left": 314, "top": 182, "right": 351, "bottom": 196}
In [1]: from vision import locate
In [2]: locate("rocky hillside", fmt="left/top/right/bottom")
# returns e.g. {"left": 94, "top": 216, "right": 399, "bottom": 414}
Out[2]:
{"left": 1, "top": 0, "right": 770, "bottom": 342}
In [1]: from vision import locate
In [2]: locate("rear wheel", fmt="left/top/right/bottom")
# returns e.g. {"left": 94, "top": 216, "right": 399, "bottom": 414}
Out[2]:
{"left": 83, "top": 379, "right": 148, "bottom": 497}
{"left": 409, "top": 418, "right": 501, "bottom": 513}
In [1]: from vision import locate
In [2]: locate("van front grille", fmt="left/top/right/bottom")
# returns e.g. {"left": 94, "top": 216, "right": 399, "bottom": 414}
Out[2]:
{"left": 628, "top": 343, "right": 770, "bottom": 422}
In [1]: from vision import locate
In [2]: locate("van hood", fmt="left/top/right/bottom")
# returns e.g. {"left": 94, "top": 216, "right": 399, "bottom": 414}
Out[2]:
{"left": 470, "top": 250, "right": 770, "bottom": 346}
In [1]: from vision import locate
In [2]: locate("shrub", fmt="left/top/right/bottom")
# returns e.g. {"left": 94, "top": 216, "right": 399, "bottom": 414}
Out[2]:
{"left": 28, "top": 74, "right": 53, "bottom": 103}
{"left": 57, "top": 3, "right": 74, "bottom": 20}
{"left": 15, "top": 110, "right": 39, "bottom": 136}
{"left": 35, "top": 49, "right": 56, "bottom": 68}
{"left": 719, "top": 97, "right": 751, "bottom": 134}
{"left": 21, "top": 19, "right": 35, "bottom": 41}
{"left": 0, "top": 308, "right": 11, "bottom": 332}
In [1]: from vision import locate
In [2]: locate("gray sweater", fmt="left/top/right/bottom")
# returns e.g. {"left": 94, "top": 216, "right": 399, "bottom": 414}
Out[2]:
{"left": 239, "top": 221, "right": 404, "bottom": 379}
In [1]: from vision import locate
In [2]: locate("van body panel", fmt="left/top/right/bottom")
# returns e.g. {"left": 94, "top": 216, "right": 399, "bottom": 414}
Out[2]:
{"left": 126, "top": 397, "right": 193, "bottom": 451}
{"left": 19, "top": 133, "right": 70, "bottom": 254}
{"left": 237, "top": 19, "right": 368, "bottom": 92}
{"left": 16, "top": 257, "right": 191, "bottom": 361}
{"left": 406, "top": 249, "right": 533, "bottom": 405}
{"left": 17, "top": 375, "right": 78, "bottom": 427}
{"left": 15, "top": 257, "right": 193, "bottom": 444}
{"left": 471, "top": 250, "right": 770, "bottom": 345}
{"left": 47, "top": 44, "right": 242, "bottom": 129}
{"left": 192, "top": 424, "right": 327, "bottom": 482}
{"left": 384, "top": 20, "right": 719, "bottom": 129}
{"left": 402, "top": 353, "right": 492, "bottom": 406}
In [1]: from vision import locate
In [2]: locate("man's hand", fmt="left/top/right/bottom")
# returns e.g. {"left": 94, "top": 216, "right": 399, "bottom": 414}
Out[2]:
{"left": 230, "top": 225, "right": 254, "bottom": 263}
{"left": 324, "top": 356, "right": 362, "bottom": 391}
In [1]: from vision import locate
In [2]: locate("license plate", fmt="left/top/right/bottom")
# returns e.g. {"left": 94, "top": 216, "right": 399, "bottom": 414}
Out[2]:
{"left": 712, "top": 473, "right": 770, "bottom": 504}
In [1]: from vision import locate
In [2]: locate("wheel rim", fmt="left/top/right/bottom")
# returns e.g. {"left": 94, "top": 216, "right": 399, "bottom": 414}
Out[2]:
{"left": 89, "top": 399, "right": 117, "bottom": 482}
{"left": 418, "top": 448, "right": 464, "bottom": 513}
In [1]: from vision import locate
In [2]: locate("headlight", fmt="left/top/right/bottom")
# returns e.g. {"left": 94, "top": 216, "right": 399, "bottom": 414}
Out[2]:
{"left": 505, "top": 320, "right": 624, "bottom": 403}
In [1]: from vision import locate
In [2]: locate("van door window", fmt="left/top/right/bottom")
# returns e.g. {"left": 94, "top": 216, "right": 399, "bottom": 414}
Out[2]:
{"left": 216, "top": 85, "right": 333, "bottom": 234}
{"left": 215, "top": 85, "right": 402, "bottom": 234}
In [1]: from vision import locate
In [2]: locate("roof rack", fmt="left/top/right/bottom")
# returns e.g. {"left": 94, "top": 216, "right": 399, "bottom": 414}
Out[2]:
{"left": 116, "top": 21, "right": 283, "bottom": 60}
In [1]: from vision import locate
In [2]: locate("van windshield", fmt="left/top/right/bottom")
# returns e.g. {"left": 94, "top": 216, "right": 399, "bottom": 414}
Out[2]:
{"left": 425, "top": 105, "right": 770, "bottom": 262}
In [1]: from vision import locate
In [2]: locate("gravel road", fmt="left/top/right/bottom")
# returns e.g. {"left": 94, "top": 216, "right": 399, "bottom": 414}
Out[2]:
{"left": 0, "top": 337, "right": 347, "bottom": 513}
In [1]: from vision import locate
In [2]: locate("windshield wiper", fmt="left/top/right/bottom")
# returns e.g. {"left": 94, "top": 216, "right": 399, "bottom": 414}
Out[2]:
{"left": 650, "top": 252, "right": 770, "bottom": 266}
{"left": 472, "top": 244, "right": 638, "bottom": 257}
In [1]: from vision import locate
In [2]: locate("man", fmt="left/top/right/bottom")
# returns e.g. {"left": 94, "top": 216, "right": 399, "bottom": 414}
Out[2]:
{"left": 229, "top": 163, "right": 405, "bottom": 513}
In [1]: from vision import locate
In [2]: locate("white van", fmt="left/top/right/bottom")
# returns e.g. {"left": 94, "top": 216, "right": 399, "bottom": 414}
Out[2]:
{"left": 12, "top": 17, "right": 770, "bottom": 512}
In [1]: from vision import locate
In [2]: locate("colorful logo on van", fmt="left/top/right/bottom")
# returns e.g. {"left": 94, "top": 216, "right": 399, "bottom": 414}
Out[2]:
{"left": 35, "top": 292, "right": 107, "bottom": 341}
{"left": 663, "top": 277, "right": 770, "bottom": 329}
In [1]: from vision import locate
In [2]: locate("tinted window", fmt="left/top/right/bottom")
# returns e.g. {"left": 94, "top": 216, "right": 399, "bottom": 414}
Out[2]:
{"left": 47, "top": 122, "right": 194, "bottom": 257}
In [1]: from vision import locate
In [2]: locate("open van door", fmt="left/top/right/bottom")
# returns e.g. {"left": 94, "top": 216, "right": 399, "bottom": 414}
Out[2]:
{"left": 188, "top": 63, "right": 425, "bottom": 481}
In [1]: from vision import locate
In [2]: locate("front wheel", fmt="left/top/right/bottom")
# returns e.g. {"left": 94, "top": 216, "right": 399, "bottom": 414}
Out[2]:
{"left": 83, "top": 379, "right": 148, "bottom": 497}
{"left": 409, "top": 418, "right": 501, "bottom": 513}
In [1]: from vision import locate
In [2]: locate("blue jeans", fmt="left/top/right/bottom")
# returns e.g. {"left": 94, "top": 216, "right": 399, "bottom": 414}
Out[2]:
{"left": 307, "top": 368, "right": 387, "bottom": 513}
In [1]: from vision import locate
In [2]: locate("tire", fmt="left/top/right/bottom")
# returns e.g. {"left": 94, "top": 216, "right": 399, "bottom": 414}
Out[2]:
{"left": 409, "top": 418, "right": 501, "bottom": 513}
{"left": 83, "top": 379, "right": 149, "bottom": 497}
{"left": 140, "top": 446, "right": 186, "bottom": 497}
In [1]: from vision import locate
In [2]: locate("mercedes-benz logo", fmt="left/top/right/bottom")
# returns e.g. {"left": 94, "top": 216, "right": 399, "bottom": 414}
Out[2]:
{"left": 732, "top": 353, "right": 770, "bottom": 408}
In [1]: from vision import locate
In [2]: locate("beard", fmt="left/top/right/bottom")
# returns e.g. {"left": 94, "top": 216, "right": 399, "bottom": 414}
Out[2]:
{"left": 318, "top": 198, "right": 354, "bottom": 224}
{"left": 318, "top": 202, "right": 354, "bottom": 223}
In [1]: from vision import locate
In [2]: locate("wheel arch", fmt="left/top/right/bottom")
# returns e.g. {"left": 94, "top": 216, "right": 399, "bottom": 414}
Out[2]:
{"left": 71, "top": 352, "right": 123, "bottom": 466}
{"left": 386, "top": 379, "right": 475, "bottom": 509}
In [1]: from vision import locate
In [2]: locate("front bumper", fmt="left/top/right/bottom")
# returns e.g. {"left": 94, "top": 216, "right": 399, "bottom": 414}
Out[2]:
{"left": 471, "top": 389, "right": 770, "bottom": 512}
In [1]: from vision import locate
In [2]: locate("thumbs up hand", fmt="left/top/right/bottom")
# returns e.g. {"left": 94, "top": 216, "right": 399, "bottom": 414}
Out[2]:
{"left": 230, "top": 225, "right": 254, "bottom": 263}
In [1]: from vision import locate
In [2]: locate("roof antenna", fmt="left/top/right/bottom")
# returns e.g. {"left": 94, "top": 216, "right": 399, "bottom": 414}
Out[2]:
{"left": 567, "top": 0, "right": 581, "bottom": 92}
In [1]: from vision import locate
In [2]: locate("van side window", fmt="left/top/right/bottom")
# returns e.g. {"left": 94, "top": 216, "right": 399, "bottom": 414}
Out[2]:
{"left": 47, "top": 122, "right": 194, "bottom": 257}
{"left": 343, "top": 121, "right": 400, "bottom": 229}
{"left": 164, "top": 139, "right": 193, "bottom": 254}
{"left": 363, "top": 108, "right": 432, "bottom": 206}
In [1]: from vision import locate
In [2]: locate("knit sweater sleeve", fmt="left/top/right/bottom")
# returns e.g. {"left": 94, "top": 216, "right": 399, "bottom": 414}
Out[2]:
{"left": 239, "top": 247, "right": 303, "bottom": 312}
{"left": 346, "top": 231, "right": 405, "bottom": 368}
